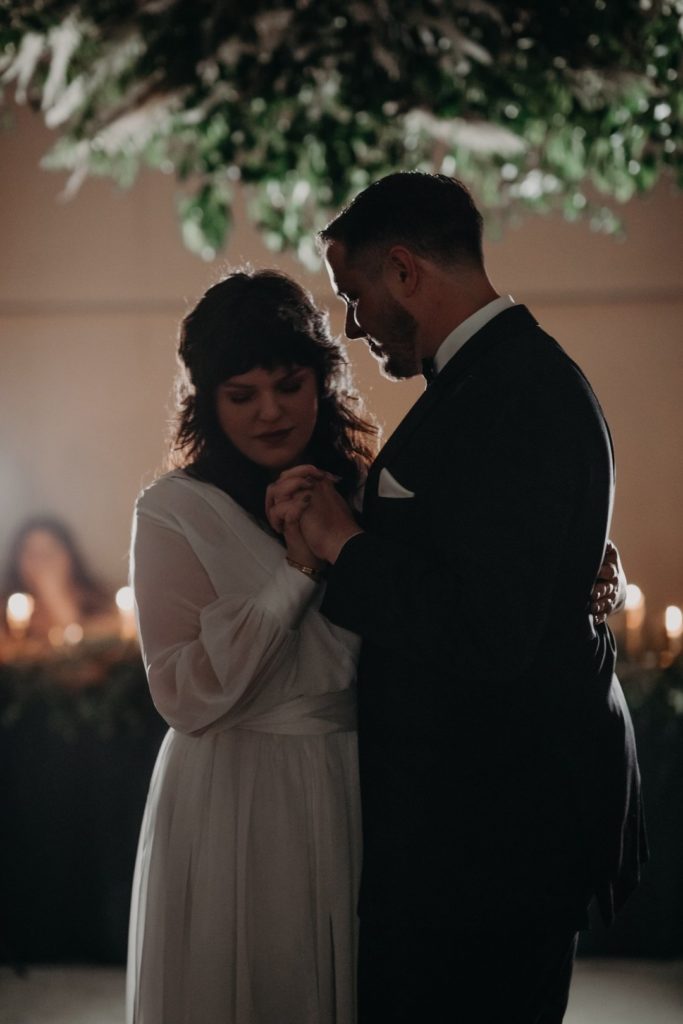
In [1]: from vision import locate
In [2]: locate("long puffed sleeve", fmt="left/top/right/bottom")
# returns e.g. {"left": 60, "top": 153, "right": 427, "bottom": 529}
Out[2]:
{"left": 132, "top": 507, "right": 319, "bottom": 735}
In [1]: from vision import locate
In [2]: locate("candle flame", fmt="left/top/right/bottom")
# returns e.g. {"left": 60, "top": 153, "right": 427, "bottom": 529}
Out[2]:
{"left": 625, "top": 584, "right": 644, "bottom": 611}
{"left": 7, "top": 592, "right": 35, "bottom": 623}
{"left": 665, "top": 605, "right": 683, "bottom": 639}
{"left": 115, "top": 586, "right": 135, "bottom": 612}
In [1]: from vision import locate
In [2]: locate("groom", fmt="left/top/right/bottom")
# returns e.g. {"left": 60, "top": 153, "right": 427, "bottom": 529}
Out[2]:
{"left": 273, "top": 173, "right": 646, "bottom": 1022}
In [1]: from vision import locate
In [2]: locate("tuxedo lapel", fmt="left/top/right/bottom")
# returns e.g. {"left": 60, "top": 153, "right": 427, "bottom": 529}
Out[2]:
{"left": 364, "top": 305, "right": 538, "bottom": 513}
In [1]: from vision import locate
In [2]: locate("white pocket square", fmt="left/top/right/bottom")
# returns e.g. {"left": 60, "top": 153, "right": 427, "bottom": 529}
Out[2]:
{"left": 378, "top": 467, "right": 415, "bottom": 499}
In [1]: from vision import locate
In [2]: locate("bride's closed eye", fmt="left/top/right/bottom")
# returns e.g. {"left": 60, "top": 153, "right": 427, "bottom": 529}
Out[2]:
{"left": 220, "top": 387, "right": 254, "bottom": 405}
{"left": 221, "top": 377, "right": 304, "bottom": 405}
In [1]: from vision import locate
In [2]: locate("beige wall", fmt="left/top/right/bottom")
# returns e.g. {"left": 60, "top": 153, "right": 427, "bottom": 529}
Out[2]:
{"left": 1, "top": 104, "right": 681, "bottom": 625}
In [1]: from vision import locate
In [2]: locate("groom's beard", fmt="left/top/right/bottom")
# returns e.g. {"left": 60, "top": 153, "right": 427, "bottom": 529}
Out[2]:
{"left": 369, "top": 297, "right": 420, "bottom": 381}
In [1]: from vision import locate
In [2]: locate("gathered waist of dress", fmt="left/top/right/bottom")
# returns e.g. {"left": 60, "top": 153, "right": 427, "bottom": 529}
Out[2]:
{"left": 232, "top": 689, "right": 357, "bottom": 736}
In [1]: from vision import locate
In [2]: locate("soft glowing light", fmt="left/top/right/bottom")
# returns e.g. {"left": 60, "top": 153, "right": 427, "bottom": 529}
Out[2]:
{"left": 7, "top": 592, "right": 34, "bottom": 625}
{"left": 624, "top": 585, "right": 645, "bottom": 661}
{"left": 63, "top": 622, "right": 84, "bottom": 645}
{"left": 7, "top": 592, "right": 35, "bottom": 639}
{"left": 665, "top": 606, "right": 683, "bottom": 639}
{"left": 116, "top": 586, "right": 137, "bottom": 641}
{"left": 116, "top": 586, "right": 135, "bottom": 612}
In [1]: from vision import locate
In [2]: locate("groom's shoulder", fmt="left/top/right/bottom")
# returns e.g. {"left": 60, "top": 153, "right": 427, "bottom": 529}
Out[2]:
{"left": 497, "top": 310, "right": 595, "bottom": 394}
{"left": 497, "top": 307, "right": 566, "bottom": 365}
{"left": 475, "top": 310, "right": 607, "bottom": 433}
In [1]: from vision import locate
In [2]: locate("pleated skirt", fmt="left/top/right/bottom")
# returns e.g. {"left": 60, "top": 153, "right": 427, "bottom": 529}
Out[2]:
{"left": 126, "top": 726, "right": 362, "bottom": 1024}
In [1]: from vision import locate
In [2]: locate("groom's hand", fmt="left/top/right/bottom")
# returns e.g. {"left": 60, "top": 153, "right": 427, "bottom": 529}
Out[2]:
{"left": 266, "top": 465, "right": 362, "bottom": 562}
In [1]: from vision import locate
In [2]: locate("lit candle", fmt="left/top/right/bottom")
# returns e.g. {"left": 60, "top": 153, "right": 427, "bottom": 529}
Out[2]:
{"left": 624, "top": 584, "right": 645, "bottom": 661}
{"left": 115, "top": 586, "right": 137, "bottom": 641}
{"left": 6, "top": 592, "right": 35, "bottom": 639}
{"left": 665, "top": 605, "right": 683, "bottom": 659}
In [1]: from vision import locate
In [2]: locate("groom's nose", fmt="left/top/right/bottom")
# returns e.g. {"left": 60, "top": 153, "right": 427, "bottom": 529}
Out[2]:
{"left": 344, "top": 308, "right": 365, "bottom": 341}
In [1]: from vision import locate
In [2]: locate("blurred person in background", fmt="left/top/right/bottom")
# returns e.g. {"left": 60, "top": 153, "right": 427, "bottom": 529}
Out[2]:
{"left": 1, "top": 516, "right": 117, "bottom": 648}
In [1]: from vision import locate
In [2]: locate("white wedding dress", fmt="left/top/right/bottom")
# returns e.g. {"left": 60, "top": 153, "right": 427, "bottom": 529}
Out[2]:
{"left": 126, "top": 470, "right": 362, "bottom": 1024}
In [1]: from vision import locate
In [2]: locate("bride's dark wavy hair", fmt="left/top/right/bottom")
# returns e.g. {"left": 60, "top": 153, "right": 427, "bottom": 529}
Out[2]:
{"left": 171, "top": 268, "right": 379, "bottom": 519}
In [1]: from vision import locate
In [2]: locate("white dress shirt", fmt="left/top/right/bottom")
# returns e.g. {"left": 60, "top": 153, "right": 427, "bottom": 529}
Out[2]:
{"left": 433, "top": 294, "right": 517, "bottom": 375}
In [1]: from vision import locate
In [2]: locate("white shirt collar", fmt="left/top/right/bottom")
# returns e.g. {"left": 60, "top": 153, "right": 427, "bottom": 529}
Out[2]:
{"left": 433, "top": 295, "right": 517, "bottom": 374}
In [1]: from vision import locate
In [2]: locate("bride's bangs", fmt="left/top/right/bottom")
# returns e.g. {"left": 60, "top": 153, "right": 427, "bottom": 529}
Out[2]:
{"left": 212, "top": 325, "right": 322, "bottom": 385}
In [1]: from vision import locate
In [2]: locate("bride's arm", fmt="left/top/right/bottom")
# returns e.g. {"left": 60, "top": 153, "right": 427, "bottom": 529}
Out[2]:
{"left": 131, "top": 506, "right": 320, "bottom": 735}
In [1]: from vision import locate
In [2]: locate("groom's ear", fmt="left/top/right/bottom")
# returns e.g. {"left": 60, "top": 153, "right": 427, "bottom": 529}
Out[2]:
{"left": 385, "top": 246, "right": 420, "bottom": 297}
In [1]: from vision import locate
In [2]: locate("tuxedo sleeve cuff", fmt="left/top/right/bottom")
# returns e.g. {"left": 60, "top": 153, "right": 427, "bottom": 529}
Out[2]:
{"left": 321, "top": 531, "right": 388, "bottom": 634}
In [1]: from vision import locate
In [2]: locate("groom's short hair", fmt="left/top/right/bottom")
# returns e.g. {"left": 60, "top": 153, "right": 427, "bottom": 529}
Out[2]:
{"left": 318, "top": 172, "right": 484, "bottom": 270}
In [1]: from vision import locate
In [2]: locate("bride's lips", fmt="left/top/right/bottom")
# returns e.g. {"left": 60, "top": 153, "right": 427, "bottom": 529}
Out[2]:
{"left": 255, "top": 428, "right": 293, "bottom": 445}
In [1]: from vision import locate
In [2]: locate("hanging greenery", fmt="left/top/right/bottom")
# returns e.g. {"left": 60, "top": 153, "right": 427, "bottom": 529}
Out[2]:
{"left": 1, "top": 1, "right": 681, "bottom": 265}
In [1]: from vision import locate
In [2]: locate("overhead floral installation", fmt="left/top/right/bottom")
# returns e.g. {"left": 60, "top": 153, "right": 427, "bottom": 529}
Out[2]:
{"left": 1, "top": 1, "right": 681, "bottom": 265}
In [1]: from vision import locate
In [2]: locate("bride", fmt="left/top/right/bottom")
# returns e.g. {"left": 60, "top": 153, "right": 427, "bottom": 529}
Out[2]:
{"left": 126, "top": 269, "right": 377, "bottom": 1024}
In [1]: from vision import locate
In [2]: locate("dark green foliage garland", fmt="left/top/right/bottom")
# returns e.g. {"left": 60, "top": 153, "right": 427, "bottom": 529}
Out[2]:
{"left": 1, "top": 641, "right": 680, "bottom": 740}
{"left": 0, "top": 640, "right": 154, "bottom": 741}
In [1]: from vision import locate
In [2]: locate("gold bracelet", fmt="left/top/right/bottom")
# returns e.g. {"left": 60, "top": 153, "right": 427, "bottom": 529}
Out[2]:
{"left": 286, "top": 556, "right": 324, "bottom": 582}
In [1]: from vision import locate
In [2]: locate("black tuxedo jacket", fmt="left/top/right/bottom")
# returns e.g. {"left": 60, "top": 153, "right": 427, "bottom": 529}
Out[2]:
{"left": 322, "top": 305, "right": 647, "bottom": 932}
